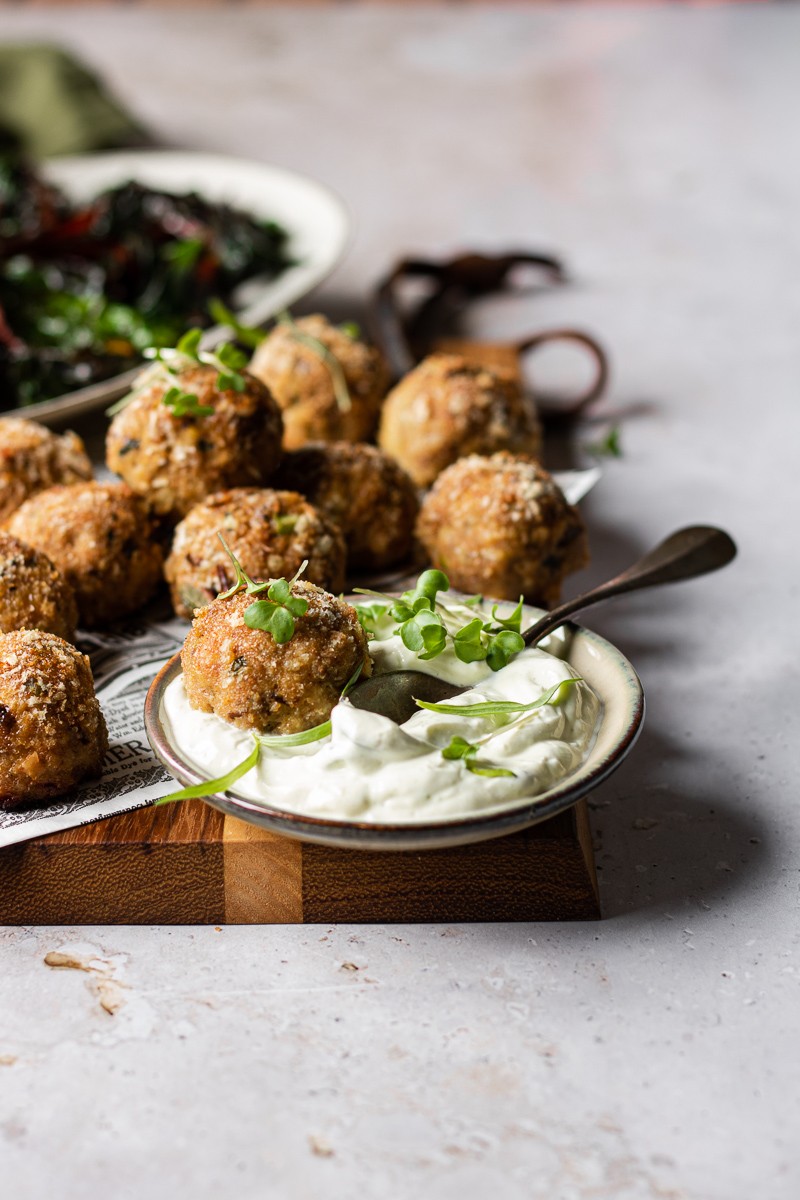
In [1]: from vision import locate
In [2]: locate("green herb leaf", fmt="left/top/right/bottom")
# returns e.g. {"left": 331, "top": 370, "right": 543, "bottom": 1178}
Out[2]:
{"left": 585, "top": 425, "right": 622, "bottom": 459}
{"left": 277, "top": 309, "right": 352, "bottom": 413}
{"left": 217, "top": 371, "right": 246, "bottom": 393}
{"left": 216, "top": 342, "right": 249, "bottom": 371}
{"left": 257, "top": 721, "right": 332, "bottom": 749}
{"left": 274, "top": 514, "right": 298, "bottom": 536}
{"left": 466, "top": 762, "right": 516, "bottom": 779}
{"left": 162, "top": 386, "right": 215, "bottom": 419}
{"left": 162, "top": 238, "right": 204, "bottom": 274}
{"left": 176, "top": 328, "right": 203, "bottom": 360}
{"left": 354, "top": 600, "right": 389, "bottom": 635}
{"left": 491, "top": 596, "right": 524, "bottom": 635}
{"left": 453, "top": 618, "right": 489, "bottom": 664}
{"left": 440, "top": 735, "right": 515, "bottom": 778}
{"left": 441, "top": 735, "right": 478, "bottom": 762}
{"left": 415, "top": 678, "right": 581, "bottom": 718}
{"left": 340, "top": 321, "right": 361, "bottom": 339}
{"left": 156, "top": 739, "right": 260, "bottom": 805}
{"left": 486, "top": 630, "right": 525, "bottom": 672}
{"left": 216, "top": 534, "right": 272, "bottom": 599}
{"left": 208, "top": 299, "right": 267, "bottom": 350}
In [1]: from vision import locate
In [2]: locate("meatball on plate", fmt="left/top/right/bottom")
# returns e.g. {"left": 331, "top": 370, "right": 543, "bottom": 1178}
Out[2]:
{"left": 165, "top": 487, "right": 346, "bottom": 619}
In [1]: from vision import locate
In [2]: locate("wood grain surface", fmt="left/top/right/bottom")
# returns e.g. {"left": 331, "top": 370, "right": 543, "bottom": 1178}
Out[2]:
{"left": 0, "top": 799, "right": 599, "bottom": 924}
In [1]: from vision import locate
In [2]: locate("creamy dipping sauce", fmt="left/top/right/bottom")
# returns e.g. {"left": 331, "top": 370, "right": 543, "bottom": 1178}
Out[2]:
{"left": 162, "top": 603, "right": 601, "bottom": 824}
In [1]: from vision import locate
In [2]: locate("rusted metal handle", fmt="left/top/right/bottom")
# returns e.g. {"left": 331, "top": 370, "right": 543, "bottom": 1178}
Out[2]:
{"left": 515, "top": 328, "right": 610, "bottom": 420}
{"left": 370, "top": 250, "right": 566, "bottom": 379}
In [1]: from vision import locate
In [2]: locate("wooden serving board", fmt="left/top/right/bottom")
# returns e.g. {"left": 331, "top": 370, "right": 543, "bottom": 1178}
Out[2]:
{"left": 0, "top": 798, "right": 599, "bottom": 924}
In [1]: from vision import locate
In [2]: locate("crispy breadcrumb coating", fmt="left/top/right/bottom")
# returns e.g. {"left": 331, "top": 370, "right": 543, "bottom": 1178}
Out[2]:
{"left": 274, "top": 442, "right": 419, "bottom": 571}
{"left": 0, "top": 532, "right": 78, "bottom": 641}
{"left": 416, "top": 452, "right": 588, "bottom": 607}
{"left": 249, "top": 315, "right": 389, "bottom": 450}
{"left": 0, "top": 417, "right": 92, "bottom": 523}
{"left": 378, "top": 354, "right": 542, "bottom": 487}
{"left": 0, "top": 629, "right": 108, "bottom": 808}
{"left": 165, "top": 488, "right": 346, "bottom": 619}
{"left": 106, "top": 364, "right": 283, "bottom": 521}
{"left": 5, "top": 482, "right": 164, "bottom": 627}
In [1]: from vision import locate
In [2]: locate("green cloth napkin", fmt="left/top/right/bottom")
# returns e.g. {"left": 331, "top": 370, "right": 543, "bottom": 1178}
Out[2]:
{"left": 0, "top": 43, "right": 150, "bottom": 158}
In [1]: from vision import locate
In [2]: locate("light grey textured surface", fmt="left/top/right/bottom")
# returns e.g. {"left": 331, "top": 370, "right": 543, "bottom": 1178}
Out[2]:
{"left": 1, "top": 6, "right": 798, "bottom": 1198}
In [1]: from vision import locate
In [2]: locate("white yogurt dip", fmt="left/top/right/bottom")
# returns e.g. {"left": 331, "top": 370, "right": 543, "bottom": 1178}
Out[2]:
{"left": 161, "top": 599, "right": 602, "bottom": 824}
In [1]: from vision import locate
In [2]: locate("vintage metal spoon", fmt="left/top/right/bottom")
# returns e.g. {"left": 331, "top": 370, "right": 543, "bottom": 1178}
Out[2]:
{"left": 348, "top": 525, "right": 737, "bottom": 725}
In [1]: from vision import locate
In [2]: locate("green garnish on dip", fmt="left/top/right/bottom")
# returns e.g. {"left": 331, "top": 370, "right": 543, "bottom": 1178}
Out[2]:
{"left": 353, "top": 568, "right": 526, "bottom": 672}
{"left": 430, "top": 679, "right": 582, "bottom": 780}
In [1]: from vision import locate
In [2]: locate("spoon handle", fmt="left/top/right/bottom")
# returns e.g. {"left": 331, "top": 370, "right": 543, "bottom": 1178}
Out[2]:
{"left": 522, "top": 525, "right": 737, "bottom": 647}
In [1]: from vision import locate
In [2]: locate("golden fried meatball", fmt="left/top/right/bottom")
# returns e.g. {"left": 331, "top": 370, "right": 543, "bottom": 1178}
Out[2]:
{"left": 0, "top": 416, "right": 93, "bottom": 523}
{"left": 6, "top": 482, "right": 164, "bottom": 627}
{"left": 416, "top": 452, "right": 588, "bottom": 608}
{"left": 106, "top": 364, "right": 283, "bottom": 521}
{"left": 0, "top": 532, "right": 78, "bottom": 641}
{"left": 378, "top": 354, "right": 542, "bottom": 488}
{"left": 182, "top": 581, "right": 371, "bottom": 735}
{"left": 165, "top": 488, "right": 346, "bottom": 620}
{"left": 0, "top": 630, "right": 108, "bottom": 808}
{"left": 274, "top": 442, "right": 419, "bottom": 571}
{"left": 249, "top": 315, "right": 390, "bottom": 450}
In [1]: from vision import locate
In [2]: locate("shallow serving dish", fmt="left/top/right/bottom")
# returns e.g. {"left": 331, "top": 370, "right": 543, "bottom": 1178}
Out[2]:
{"left": 15, "top": 150, "right": 350, "bottom": 425}
{"left": 144, "top": 617, "right": 644, "bottom": 853}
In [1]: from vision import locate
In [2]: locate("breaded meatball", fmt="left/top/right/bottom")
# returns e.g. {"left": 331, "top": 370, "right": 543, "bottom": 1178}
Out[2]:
{"left": 378, "top": 354, "right": 542, "bottom": 488}
{"left": 0, "top": 416, "right": 93, "bottom": 523}
{"left": 182, "top": 581, "right": 371, "bottom": 735}
{"left": 106, "top": 363, "right": 283, "bottom": 521}
{"left": 0, "top": 532, "right": 78, "bottom": 642}
{"left": 0, "top": 630, "right": 108, "bottom": 808}
{"left": 274, "top": 442, "right": 419, "bottom": 571}
{"left": 165, "top": 488, "right": 346, "bottom": 620}
{"left": 6, "top": 482, "right": 164, "bottom": 627}
{"left": 416, "top": 452, "right": 588, "bottom": 608}
{"left": 249, "top": 315, "right": 390, "bottom": 450}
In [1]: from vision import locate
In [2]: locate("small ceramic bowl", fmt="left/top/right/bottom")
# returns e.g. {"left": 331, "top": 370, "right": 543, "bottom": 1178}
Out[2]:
{"left": 144, "top": 620, "right": 644, "bottom": 853}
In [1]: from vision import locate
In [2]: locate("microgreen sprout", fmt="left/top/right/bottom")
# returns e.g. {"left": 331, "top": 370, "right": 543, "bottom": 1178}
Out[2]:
{"left": 162, "top": 386, "right": 214, "bottom": 419}
{"left": 107, "top": 325, "right": 251, "bottom": 419}
{"left": 416, "top": 678, "right": 581, "bottom": 719}
{"left": 277, "top": 309, "right": 352, "bottom": 413}
{"left": 584, "top": 424, "right": 622, "bottom": 460}
{"left": 156, "top": 664, "right": 364, "bottom": 806}
{"left": 353, "top": 570, "right": 526, "bottom": 672}
{"left": 216, "top": 533, "right": 309, "bottom": 645}
{"left": 440, "top": 736, "right": 516, "bottom": 779}
{"left": 208, "top": 298, "right": 267, "bottom": 350}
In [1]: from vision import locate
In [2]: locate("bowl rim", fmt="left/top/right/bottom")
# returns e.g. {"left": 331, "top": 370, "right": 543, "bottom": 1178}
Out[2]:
{"left": 144, "top": 618, "right": 645, "bottom": 852}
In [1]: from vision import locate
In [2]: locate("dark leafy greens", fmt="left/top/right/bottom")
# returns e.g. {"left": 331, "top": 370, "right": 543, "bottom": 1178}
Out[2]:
{"left": 0, "top": 156, "right": 292, "bottom": 409}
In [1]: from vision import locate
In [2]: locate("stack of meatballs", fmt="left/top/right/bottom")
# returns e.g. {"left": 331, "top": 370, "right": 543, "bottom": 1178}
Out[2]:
{"left": 0, "top": 312, "right": 589, "bottom": 805}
